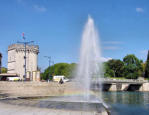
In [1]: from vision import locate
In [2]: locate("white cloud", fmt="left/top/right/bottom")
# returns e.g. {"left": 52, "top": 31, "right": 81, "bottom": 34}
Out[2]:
{"left": 100, "top": 57, "right": 112, "bottom": 62}
{"left": 33, "top": 5, "right": 47, "bottom": 12}
{"left": 103, "top": 46, "right": 120, "bottom": 50}
{"left": 136, "top": 8, "right": 144, "bottom": 13}
{"left": 102, "top": 41, "right": 123, "bottom": 50}
{"left": 103, "top": 41, "right": 123, "bottom": 45}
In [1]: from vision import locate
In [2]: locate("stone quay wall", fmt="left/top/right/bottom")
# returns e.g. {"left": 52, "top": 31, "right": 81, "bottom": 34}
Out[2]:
{"left": 0, "top": 81, "right": 149, "bottom": 97}
{"left": 0, "top": 81, "right": 79, "bottom": 97}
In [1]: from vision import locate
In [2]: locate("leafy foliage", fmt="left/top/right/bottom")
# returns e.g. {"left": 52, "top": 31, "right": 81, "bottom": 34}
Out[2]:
{"left": 123, "top": 54, "right": 143, "bottom": 79}
{"left": 41, "top": 63, "right": 77, "bottom": 80}
{"left": 42, "top": 54, "right": 145, "bottom": 80}
{"left": 104, "top": 54, "right": 143, "bottom": 79}
{"left": 145, "top": 51, "right": 149, "bottom": 78}
{"left": 104, "top": 59, "right": 124, "bottom": 77}
{"left": 1, "top": 67, "right": 7, "bottom": 73}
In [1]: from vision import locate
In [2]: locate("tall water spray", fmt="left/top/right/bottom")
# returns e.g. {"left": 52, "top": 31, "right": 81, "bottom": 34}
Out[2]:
{"left": 77, "top": 16, "right": 102, "bottom": 101}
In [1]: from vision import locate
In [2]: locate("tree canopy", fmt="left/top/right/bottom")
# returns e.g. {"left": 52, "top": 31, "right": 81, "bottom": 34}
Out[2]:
{"left": 42, "top": 54, "right": 145, "bottom": 80}
{"left": 104, "top": 54, "right": 143, "bottom": 79}
{"left": 145, "top": 50, "right": 149, "bottom": 78}
{"left": 1, "top": 67, "right": 7, "bottom": 73}
{"left": 104, "top": 59, "right": 124, "bottom": 77}
{"left": 123, "top": 54, "right": 143, "bottom": 79}
{"left": 41, "top": 63, "right": 77, "bottom": 80}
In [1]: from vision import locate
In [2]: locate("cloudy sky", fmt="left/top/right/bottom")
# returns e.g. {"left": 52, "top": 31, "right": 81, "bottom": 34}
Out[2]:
{"left": 0, "top": 0, "right": 149, "bottom": 70}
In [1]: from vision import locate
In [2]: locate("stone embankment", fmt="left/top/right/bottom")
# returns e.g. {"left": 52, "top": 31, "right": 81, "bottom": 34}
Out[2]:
{"left": 0, "top": 81, "right": 149, "bottom": 97}
{"left": 0, "top": 81, "right": 80, "bottom": 97}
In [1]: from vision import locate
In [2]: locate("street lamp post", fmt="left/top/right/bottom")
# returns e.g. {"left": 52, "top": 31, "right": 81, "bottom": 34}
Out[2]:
{"left": 52, "top": 61, "right": 55, "bottom": 76}
{"left": 44, "top": 56, "right": 51, "bottom": 68}
{"left": 44, "top": 56, "right": 51, "bottom": 80}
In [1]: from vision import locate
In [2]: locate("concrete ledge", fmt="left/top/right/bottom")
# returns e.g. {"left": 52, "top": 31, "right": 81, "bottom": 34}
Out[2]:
{"left": 0, "top": 97, "right": 109, "bottom": 115}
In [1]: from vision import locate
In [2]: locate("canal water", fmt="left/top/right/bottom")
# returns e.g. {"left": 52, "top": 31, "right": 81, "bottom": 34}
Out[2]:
{"left": 100, "top": 92, "right": 149, "bottom": 115}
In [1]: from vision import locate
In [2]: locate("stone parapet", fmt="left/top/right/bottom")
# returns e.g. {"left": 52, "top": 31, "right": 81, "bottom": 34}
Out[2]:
{"left": 8, "top": 44, "right": 39, "bottom": 54}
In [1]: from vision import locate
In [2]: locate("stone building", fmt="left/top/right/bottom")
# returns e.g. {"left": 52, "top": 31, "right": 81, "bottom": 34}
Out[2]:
{"left": 0, "top": 53, "right": 2, "bottom": 73}
{"left": 7, "top": 44, "right": 39, "bottom": 80}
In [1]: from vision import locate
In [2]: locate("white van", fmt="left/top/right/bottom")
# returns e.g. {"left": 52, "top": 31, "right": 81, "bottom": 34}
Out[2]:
{"left": 7, "top": 77, "right": 20, "bottom": 81}
{"left": 53, "top": 75, "right": 69, "bottom": 82}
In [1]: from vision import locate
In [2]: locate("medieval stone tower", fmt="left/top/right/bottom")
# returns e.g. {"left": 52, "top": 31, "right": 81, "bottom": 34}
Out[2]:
{"left": 7, "top": 44, "right": 39, "bottom": 80}
{"left": 0, "top": 53, "right": 2, "bottom": 73}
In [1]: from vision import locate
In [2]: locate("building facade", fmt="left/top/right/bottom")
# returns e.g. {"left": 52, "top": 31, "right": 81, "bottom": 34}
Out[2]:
{"left": 0, "top": 53, "right": 2, "bottom": 73}
{"left": 7, "top": 44, "right": 39, "bottom": 80}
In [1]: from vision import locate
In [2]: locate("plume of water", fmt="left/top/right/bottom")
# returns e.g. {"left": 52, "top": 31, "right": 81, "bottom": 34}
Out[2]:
{"left": 76, "top": 15, "right": 102, "bottom": 101}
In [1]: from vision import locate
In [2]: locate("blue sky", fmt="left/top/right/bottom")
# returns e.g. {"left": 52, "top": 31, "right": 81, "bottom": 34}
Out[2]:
{"left": 0, "top": 0, "right": 149, "bottom": 70}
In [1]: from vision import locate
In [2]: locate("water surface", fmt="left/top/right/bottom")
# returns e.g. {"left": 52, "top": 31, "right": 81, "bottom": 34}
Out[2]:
{"left": 100, "top": 92, "right": 149, "bottom": 115}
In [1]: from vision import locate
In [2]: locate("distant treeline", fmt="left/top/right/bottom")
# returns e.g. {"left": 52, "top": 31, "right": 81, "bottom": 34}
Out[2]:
{"left": 104, "top": 52, "right": 149, "bottom": 79}
{"left": 0, "top": 67, "right": 7, "bottom": 73}
{"left": 104, "top": 54, "right": 143, "bottom": 79}
{"left": 41, "top": 63, "right": 76, "bottom": 80}
{"left": 42, "top": 52, "right": 149, "bottom": 80}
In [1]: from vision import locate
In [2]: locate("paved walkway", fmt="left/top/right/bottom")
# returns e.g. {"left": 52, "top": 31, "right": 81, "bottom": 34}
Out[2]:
{"left": 0, "top": 102, "right": 107, "bottom": 115}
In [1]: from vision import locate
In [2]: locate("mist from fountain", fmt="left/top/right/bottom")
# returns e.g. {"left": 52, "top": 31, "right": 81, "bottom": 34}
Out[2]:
{"left": 76, "top": 15, "right": 102, "bottom": 101}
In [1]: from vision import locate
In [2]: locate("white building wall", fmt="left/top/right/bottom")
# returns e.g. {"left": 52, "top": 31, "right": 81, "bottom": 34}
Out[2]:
{"left": 15, "top": 51, "right": 25, "bottom": 79}
{"left": 8, "top": 50, "right": 16, "bottom": 73}
{"left": 26, "top": 51, "right": 38, "bottom": 80}
{"left": 7, "top": 44, "right": 39, "bottom": 80}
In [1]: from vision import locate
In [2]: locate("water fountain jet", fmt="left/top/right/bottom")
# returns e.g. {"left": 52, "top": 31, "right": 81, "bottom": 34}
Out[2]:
{"left": 76, "top": 15, "right": 102, "bottom": 102}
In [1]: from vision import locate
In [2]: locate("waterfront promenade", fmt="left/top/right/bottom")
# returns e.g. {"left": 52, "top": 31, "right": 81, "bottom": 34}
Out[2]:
{"left": 0, "top": 102, "right": 108, "bottom": 115}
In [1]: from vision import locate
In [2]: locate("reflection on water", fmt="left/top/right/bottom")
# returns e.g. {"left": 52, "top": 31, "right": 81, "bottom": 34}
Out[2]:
{"left": 102, "top": 92, "right": 149, "bottom": 105}
{"left": 95, "top": 91, "right": 149, "bottom": 115}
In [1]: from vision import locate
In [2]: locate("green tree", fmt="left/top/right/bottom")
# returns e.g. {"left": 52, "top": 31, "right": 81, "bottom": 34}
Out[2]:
{"left": 104, "top": 62, "right": 113, "bottom": 77}
{"left": 53, "top": 63, "right": 70, "bottom": 77}
{"left": 41, "top": 67, "right": 50, "bottom": 80}
{"left": 123, "top": 54, "right": 143, "bottom": 79}
{"left": 145, "top": 50, "right": 149, "bottom": 78}
{"left": 104, "top": 59, "right": 124, "bottom": 77}
{"left": 1, "top": 67, "right": 7, "bottom": 73}
{"left": 41, "top": 63, "right": 77, "bottom": 80}
{"left": 66, "top": 63, "right": 77, "bottom": 78}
